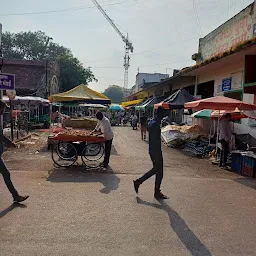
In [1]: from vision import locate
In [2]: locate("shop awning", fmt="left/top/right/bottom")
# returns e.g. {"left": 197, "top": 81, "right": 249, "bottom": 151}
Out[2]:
{"left": 3, "top": 96, "right": 50, "bottom": 105}
{"left": 121, "top": 99, "right": 143, "bottom": 108}
{"left": 155, "top": 89, "right": 195, "bottom": 109}
{"left": 49, "top": 84, "right": 111, "bottom": 104}
{"left": 136, "top": 96, "right": 166, "bottom": 111}
{"left": 78, "top": 103, "right": 107, "bottom": 109}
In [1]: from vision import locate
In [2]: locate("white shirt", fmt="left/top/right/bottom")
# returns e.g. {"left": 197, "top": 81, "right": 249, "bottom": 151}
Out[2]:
{"left": 95, "top": 117, "right": 114, "bottom": 141}
{"left": 219, "top": 119, "right": 232, "bottom": 142}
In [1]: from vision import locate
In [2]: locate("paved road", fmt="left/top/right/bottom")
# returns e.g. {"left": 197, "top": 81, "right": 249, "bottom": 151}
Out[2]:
{"left": 1, "top": 127, "right": 256, "bottom": 256}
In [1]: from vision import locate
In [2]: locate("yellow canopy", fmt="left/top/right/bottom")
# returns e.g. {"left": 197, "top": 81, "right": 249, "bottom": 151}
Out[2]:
{"left": 121, "top": 99, "right": 143, "bottom": 107}
{"left": 49, "top": 84, "right": 111, "bottom": 104}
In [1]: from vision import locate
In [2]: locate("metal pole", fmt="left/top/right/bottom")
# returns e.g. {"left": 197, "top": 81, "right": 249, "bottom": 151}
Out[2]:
{"left": 10, "top": 100, "right": 14, "bottom": 141}
{"left": 215, "top": 112, "right": 220, "bottom": 160}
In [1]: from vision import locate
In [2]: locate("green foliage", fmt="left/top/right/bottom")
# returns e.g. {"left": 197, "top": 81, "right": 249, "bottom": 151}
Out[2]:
{"left": 57, "top": 54, "right": 96, "bottom": 92}
{"left": 103, "top": 85, "right": 124, "bottom": 103}
{"left": 2, "top": 30, "right": 97, "bottom": 92}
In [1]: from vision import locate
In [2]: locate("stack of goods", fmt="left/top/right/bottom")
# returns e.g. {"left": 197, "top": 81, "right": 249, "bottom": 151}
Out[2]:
{"left": 60, "top": 129, "right": 92, "bottom": 137}
{"left": 63, "top": 117, "right": 97, "bottom": 129}
{"left": 161, "top": 124, "right": 204, "bottom": 148}
{"left": 241, "top": 152, "right": 256, "bottom": 178}
{"left": 231, "top": 151, "right": 256, "bottom": 178}
{"left": 231, "top": 151, "right": 243, "bottom": 174}
{"left": 183, "top": 140, "right": 210, "bottom": 157}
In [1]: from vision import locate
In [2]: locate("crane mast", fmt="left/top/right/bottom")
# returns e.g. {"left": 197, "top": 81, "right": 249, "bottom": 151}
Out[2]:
{"left": 91, "top": 0, "right": 134, "bottom": 98}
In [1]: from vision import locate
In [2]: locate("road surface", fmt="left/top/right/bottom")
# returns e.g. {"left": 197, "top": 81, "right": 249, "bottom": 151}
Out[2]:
{"left": 1, "top": 127, "right": 256, "bottom": 256}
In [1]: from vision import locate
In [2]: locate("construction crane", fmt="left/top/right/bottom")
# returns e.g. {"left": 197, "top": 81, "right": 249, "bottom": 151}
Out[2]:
{"left": 91, "top": 0, "right": 134, "bottom": 97}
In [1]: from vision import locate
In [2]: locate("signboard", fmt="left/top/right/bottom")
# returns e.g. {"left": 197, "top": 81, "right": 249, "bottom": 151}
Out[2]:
{"left": 231, "top": 71, "right": 243, "bottom": 90}
{"left": 199, "top": 5, "right": 255, "bottom": 62}
{"left": 0, "top": 73, "right": 15, "bottom": 90}
{"left": 222, "top": 78, "right": 232, "bottom": 92}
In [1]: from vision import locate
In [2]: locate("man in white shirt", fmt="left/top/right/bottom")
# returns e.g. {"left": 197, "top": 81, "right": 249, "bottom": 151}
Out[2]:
{"left": 219, "top": 113, "right": 232, "bottom": 168}
{"left": 92, "top": 112, "right": 114, "bottom": 168}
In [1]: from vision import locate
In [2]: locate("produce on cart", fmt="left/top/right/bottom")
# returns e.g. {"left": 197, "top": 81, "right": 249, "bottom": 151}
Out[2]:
{"left": 48, "top": 84, "right": 111, "bottom": 169}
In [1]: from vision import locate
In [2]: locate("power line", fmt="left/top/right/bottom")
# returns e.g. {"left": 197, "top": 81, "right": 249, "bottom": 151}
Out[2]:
{"left": 192, "top": 0, "right": 203, "bottom": 36}
{"left": 87, "top": 36, "right": 200, "bottom": 64}
{"left": 0, "top": 0, "right": 137, "bottom": 17}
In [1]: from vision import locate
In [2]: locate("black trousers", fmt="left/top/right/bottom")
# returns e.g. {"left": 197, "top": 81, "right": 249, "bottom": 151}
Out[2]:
{"left": 104, "top": 139, "right": 113, "bottom": 166}
{"left": 220, "top": 139, "right": 229, "bottom": 167}
{"left": 0, "top": 157, "right": 19, "bottom": 199}
{"left": 137, "top": 152, "right": 163, "bottom": 193}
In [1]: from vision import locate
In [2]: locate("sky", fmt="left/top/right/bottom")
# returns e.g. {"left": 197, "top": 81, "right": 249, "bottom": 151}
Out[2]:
{"left": 0, "top": 0, "right": 253, "bottom": 92}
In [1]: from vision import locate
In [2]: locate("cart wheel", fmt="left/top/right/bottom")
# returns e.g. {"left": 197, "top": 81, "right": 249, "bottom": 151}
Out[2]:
{"left": 81, "top": 143, "right": 104, "bottom": 168}
{"left": 52, "top": 142, "right": 78, "bottom": 167}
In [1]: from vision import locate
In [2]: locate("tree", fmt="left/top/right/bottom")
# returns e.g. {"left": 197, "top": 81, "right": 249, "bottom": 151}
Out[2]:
{"left": 57, "top": 54, "right": 96, "bottom": 92}
{"left": 103, "top": 85, "right": 124, "bottom": 103}
{"left": 1, "top": 30, "right": 97, "bottom": 91}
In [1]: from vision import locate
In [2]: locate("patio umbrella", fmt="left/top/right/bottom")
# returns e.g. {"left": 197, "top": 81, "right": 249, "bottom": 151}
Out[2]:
{"left": 187, "top": 96, "right": 256, "bottom": 160}
{"left": 185, "top": 95, "right": 256, "bottom": 111}
{"left": 109, "top": 104, "right": 124, "bottom": 111}
{"left": 192, "top": 108, "right": 249, "bottom": 120}
{"left": 191, "top": 109, "right": 212, "bottom": 119}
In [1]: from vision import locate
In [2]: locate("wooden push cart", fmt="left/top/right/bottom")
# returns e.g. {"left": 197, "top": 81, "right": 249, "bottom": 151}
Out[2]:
{"left": 51, "top": 132, "right": 105, "bottom": 168}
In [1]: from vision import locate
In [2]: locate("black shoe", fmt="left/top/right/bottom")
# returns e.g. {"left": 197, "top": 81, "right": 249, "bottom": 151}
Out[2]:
{"left": 133, "top": 180, "right": 140, "bottom": 194}
{"left": 154, "top": 192, "right": 168, "bottom": 200}
{"left": 13, "top": 195, "right": 29, "bottom": 203}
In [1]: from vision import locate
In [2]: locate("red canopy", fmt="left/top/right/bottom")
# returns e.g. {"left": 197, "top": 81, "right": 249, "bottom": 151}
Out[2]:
{"left": 184, "top": 96, "right": 256, "bottom": 111}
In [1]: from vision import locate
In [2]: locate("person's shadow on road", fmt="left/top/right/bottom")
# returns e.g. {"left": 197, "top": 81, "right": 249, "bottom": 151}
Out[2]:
{"left": 0, "top": 203, "right": 27, "bottom": 218}
{"left": 47, "top": 166, "right": 120, "bottom": 194}
{"left": 136, "top": 197, "right": 212, "bottom": 256}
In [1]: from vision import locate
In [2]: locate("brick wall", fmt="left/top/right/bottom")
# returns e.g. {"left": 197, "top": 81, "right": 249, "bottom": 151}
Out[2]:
{"left": 0, "top": 59, "right": 59, "bottom": 97}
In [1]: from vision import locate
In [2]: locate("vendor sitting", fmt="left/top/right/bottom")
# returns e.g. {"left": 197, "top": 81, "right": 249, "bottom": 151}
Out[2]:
{"left": 91, "top": 112, "right": 114, "bottom": 168}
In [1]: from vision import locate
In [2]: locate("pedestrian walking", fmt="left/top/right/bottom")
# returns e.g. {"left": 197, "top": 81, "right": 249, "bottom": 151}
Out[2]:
{"left": 131, "top": 113, "right": 138, "bottom": 130}
{"left": 219, "top": 113, "right": 232, "bottom": 168}
{"left": 139, "top": 112, "right": 147, "bottom": 140}
{"left": 91, "top": 112, "right": 114, "bottom": 168}
{"left": 0, "top": 100, "right": 29, "bottom": 203}
{"left": 133, "top": 107, "right": 168, "bottom": 199}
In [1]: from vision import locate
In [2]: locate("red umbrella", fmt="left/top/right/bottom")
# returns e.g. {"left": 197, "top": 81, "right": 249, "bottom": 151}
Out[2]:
{"left": 185, "top": 96, "right": 256, "bottom": 111}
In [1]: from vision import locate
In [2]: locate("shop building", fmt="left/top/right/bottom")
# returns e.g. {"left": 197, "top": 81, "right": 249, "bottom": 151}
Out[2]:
{"left": 1, "top": 59, "right": 59, "bottom": 98}
{"left": 182, "top": 1, "right": 256, "bottom": 136}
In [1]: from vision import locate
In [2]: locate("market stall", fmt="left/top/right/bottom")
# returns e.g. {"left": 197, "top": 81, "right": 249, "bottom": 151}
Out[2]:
{"left": 185, "top": 96, "right": 256, "bottom": 178}
{"left": 48, "top": 84, "right": 111, "bottom": 169}
{"left": 108, "top": 104, "right": 124, "bottom": 126}
{"left": 155, "top": 89, "right": 195, "bottom": 124}
{"left": 49, "top": 84, "right": 110, "bottom": 123}
{"left": 3, "top": 95, "right": 50, "bottom": 140}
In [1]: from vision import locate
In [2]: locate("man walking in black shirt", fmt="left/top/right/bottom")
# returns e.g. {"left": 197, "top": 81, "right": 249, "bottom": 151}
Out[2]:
{"left": 0, "top": 100, "right": 29, "bottom": 203}
{"left": 133, "top": 107, "right": 168, "bottom": 199}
